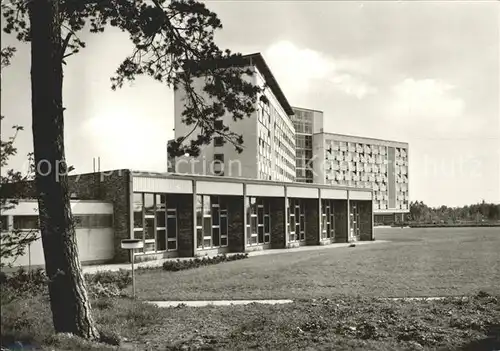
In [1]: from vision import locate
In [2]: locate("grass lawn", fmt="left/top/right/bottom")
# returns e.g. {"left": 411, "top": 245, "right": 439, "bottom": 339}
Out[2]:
{"left": 2, "top": 293, "right": 499, "bottom": 350}
{"left": 134, "top": 227, "right": 500, "bottom": 301}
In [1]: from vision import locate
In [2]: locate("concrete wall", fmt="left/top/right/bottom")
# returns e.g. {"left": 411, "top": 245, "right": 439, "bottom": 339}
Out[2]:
{"left": 174, "top": 72, "right": 259, "bottom": 179}
{"left": 2, "top": 200, "right": 114, "bottom": 268}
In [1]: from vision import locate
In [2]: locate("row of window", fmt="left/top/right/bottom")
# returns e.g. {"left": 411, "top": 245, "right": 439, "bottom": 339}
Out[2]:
{"left": 247, "top": 197, "right": 271, "bottom": 245}
{"left": 296, "top": 134, "right": 313, "bottom": 150}
{"left": 196, "top": 195, "right": 228, "bottom": 249}
{"left": 133, "top": 193, "right": 178, "bottom": 252}
{"left": 321, "top": 200, "right": 336, "bottom": 240}
{"left": 288, "top": 199, "right": 306, "bottom": 242}
{"left": 0, "top": 214, "right": 113, "bottom": 231}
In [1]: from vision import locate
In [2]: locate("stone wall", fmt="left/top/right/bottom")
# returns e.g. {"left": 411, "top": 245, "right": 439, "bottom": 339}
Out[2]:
{"left": 170, "top": 194, "right": 194, "bottom": 257}
{"left": 2, "top": 170, "right": 132, "bottom": 262}
{"left": 305, "top": 198, "right": 320, "bottom": 246}
{"left": 67, "top": 170, "right": 131, "bottom": 262}
{"left": 356, "top": 200, "right": 373, "bottom": 241}
{"left": 270, "top": 197, "right": 286, "bottom": 249}
{"left": 226, "top": 196, "right": 245, "bottom": 253}
{"left": 334, "top": 200, "right": 348, "bottom": 243}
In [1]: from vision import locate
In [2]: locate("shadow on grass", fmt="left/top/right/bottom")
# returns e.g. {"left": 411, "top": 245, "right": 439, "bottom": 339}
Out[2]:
{"left": 459, "top": 324, "right": 500, "bottom": 351}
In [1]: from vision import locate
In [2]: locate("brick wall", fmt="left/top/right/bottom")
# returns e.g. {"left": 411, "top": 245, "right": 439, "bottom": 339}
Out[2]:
{"left": 305, "top": 198, "right": 320, "bottom": 246}
{"left": 67, "top": 170, "right": 131, "bottom": 262}
{"left": 226, "top": 196, "right": 245, "bottom": 253}
{"left": 334, "top": 200, "right": 348, "bottom": 243}
{"left": 169, "top": 194, "right": 194, "bottom": 257}
{"left": 270, "top": 197, "right": 286, "bottom": 249}
{"left": 357, "top": 200, "right": 373, "bottom": 241}
{"left": 4, "top": 171, "right": 132, "bottom": 262}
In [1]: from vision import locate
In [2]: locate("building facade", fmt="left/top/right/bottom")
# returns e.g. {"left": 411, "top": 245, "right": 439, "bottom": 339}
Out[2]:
{"left": 291, "top": 106, "right": 409, "bottom": 224}
{"left": 313, "top": 133, "right": 409, "bottom": 224}
{"left": 1, "top": 200, "right": 115, "bottom": 268}
{"left": 3, "top": 170, "right": 374, "bottom": 266}
{"left": 173, "top": 53, "right": 296, "bottom": 182}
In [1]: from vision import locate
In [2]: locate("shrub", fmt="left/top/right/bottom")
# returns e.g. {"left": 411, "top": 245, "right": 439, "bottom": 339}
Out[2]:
{"left": 0, "top": 268, "right": 133, "bottom": 301}
{"left": 0, "top": 268, "right": 48, "bottom": 301}
{"left": 162, "top": 253, "right": 248, "bottom": 271}
{"left": 84, "top": 270, "right": 132, "bottom": 290}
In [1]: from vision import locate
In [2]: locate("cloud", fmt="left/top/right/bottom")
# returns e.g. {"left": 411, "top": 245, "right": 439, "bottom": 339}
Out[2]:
{"left": 263, "top": 40, "right": 376, "bottom": 100}
{"left": 386, "top": 78, "right": 475, "bottom": 137}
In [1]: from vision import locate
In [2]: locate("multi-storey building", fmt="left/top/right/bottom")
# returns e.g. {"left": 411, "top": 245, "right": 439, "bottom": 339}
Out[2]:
{"left": 313, "top": 133, "right": 409, "bottom": 224}
{"left": 173, "top": 53, "right": 296, "bottom": 182}
{"left": 291, "top": 106, "right": 409, "bottom": 224}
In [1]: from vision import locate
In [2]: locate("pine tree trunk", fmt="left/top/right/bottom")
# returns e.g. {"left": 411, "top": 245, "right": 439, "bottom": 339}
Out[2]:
{"left": 28, "top": 0, "right": 99, "bottom": 339}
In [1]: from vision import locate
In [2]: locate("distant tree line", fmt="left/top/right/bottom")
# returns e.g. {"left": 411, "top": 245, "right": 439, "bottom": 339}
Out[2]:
{"left": 408, "top": 200, "right": 500, "bottom": 224}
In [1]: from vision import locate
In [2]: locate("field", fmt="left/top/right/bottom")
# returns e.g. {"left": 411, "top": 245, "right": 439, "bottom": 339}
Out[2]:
{"left": 2, "top": 227, "right": 500, "bottom": 350}
{"left": 134, "top": 227, "right": 500, "bottom": 301}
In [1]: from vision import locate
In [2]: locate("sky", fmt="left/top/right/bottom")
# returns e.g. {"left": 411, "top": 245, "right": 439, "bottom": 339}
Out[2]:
{"left": 1, "top": 1, "right": 499, "bottom": 207}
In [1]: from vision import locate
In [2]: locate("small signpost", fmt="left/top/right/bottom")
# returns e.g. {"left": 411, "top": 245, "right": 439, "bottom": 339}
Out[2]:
{"left": 121, "top": 239, "right": 144, "bottom": 299}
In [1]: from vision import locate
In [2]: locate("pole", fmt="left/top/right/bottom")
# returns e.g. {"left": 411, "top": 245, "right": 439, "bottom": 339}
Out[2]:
{"left": 131, "top": 250, "right": 135, "bottom": 299}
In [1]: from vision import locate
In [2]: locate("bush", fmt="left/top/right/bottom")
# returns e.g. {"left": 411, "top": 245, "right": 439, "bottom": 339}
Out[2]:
{"left": 163, "top": 253, "right": 248, "bottom": 272}
{"left": 0, "top": 268, "right": 133, "bottom": 301}
{"left": 0, "top": 268, "right": 48, "bottom": 302}
{"left": 84, "top": 270, "right": 132, "bottom": 290}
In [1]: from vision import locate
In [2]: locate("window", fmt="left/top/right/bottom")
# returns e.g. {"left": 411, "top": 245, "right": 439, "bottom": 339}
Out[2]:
{"left": 214, "top": 137, "right": 224, "bottom": 147}
{"left": 133, "top": 192, "right": 178, "bottom": 253}
{"left": 13, "top": 215, "right": 39, "bottom": 230}
{"left": 1, "top": 216, "right": 8, "bottom": 232}
{"left": 214, "top": 120, "right": 223, "bottom": 131}
{"left": 196, "top": 195, "right": 228, "bottom": 249}
{"left": 246, "top": 197, "right": 271, "bottom": 246}
{"left": 74, "top": 214, "right": 113, "bottom": 229}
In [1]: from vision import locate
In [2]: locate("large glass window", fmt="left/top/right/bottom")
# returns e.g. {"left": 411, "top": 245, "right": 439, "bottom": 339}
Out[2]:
{"left": 13, "top": 215, "right": 38, "bottom": 230}
{"left": 74, "top": 214, "right": 113, "bottom": 229}
{"left": 321, "top": 200, "right": 335, "bottom": 240}
{"left": 133, "top": 192, "right": 178, "bottom": 253}
{"left": 288, "top": 199, "right": 306, "bottom": 242}
{"left": 196, "top": 195, "right": 228, "bottom": 250}
{"left": 246, "top": 197, "right": 271, "bottom": 245}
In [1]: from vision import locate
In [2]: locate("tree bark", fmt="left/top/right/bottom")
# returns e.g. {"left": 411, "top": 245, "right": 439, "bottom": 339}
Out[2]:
{"left": 28, "top": 0, "right": 99, "bottom": 339}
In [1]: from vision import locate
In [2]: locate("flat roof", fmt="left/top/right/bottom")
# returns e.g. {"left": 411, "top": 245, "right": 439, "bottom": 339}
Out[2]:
{"left": 129, "top": 170, "right": 372, "bottom": 193}
{"left": 291, "top": 106, "right": 324, "bottom": 114}
{"left": 242, "top": 53, "right": 294, "bottom": 116}
{"left": 314, "top": 132, "right": 408, "bottom": 147}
